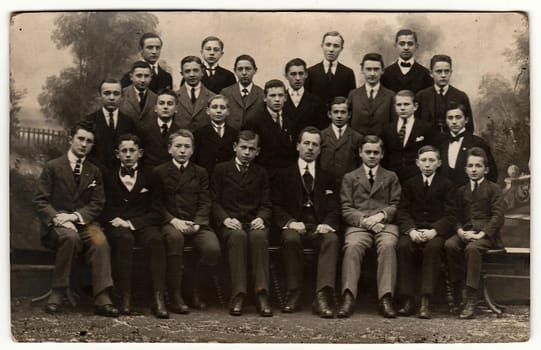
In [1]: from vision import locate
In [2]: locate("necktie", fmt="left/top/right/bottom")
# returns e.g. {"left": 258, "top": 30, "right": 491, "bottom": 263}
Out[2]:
{"left": 161, "top": 123, "right": 169, "bottom": 137}
{"left": 274, "top": 112, "right": 282, "bottom": 129}
{"left": 191, "top": 87, "right": 197, "bottom": 105}
{"left": 449, "top": 132, "right": 465, "bottom": 143}
{"left": 108, "top": 111, "right": 115, "bottom": 132}
{"left": 369, "top": 88, "right": 374, "bottom": 101}
{"left": 74, "top": 157, "right": 82, "bottom": 184}
{"left": 400, "top": 61, "right": 412, "bottom": 68}
{"left": 439, "top": 87, "right": 445, "bottom": 96}
{"left": 368, "top": 169, "right": 374, "bottom": 187}
{"left": 398, "top": 119, "right": 407, "bottom": 146}
{"left": 120, "top": 166, "right": 136, "bottom": 177}
{"left": 303, "top": 165, "right": 313, "bottom": 192}
{"left": 473, "top": 180, "right": 478, "bottom": 191}
{"left": 206, "top": 67, "right": 215, "bottom": 77}
{"left": 239, "top": 164, "right": 248, "bottom": 174}
{"left": 242, "top": 88, "right": 249, "bottom": 99}
{"left": 424, "top": 179, "right": 429, "bottom": 192}
{"left": 151, "top": 64, "right": 157, "bottom": 75}
{"left": 216, "top": 125, "right": 223, "bottom": 138}
{"left": 337, "top": 127, "right": 342, "bottom": 140}
{"left": 179, "top": 165, "right": 185, "bottom": 174}
{"left": 326, "top": 61, "right": 333, "bottom": 80}
{"left": 138, "top": 90, "right": 145, "bottom": 110}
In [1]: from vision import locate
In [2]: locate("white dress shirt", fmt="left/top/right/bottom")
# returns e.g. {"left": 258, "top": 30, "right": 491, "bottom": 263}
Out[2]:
{"left": 398, "top": 58, "right": 415, "bottom": 75}
{"left": 447, "top": 128, "right": 466, "bottom": 169}
{"left": 397, "top": 115, "right": 415, "bottom": 147}
{"left": 323, "top": 59, "right": 338, "bottom": 75}
{"left": 332, "top": 123, "right": 347, "bottom": 140}
{"left": 288, "top": 86, "right": 304, "bottom": 107}
{"left": 102, "top": 107, "right": 119, "bottom": 128}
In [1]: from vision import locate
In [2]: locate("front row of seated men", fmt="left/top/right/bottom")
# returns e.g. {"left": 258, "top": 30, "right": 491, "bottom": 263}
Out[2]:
{"left": 34, "top": 119, "right": 503, "bottom": 321}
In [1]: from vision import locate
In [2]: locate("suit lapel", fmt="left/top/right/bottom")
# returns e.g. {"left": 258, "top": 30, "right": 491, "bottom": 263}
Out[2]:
{"left": 178, "top": 86, "right": 194, "bottom": 114}
{"left": 193, "top": 86, "right": 210, "bottom": 116}
{"left": 370, "top": 167, "right": 386, "bottom": 195}
{"left": 336, "top": 127, "right": 351, "bottom": 149}
{"left": 244, "top": 87, "right": 259, "bottom": 110}
{"left": 60, "top": 155, "right": 78, "bottom": 195}
{"left": 126, "top": 88, "right": 141, "bottom": 114}
{"left": 74, "top": 160, "right": 94, "bottom": 198}
{"left": 322, "top": 127, "right": 337, "bottom": 147}
{"left": 356, "top": 167, "right": 372, "bottom": 194}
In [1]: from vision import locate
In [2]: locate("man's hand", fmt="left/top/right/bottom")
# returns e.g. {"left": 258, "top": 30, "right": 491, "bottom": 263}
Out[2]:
{"left": 250, "top": 217, "right": 265, "bottom": 230}
{"left": 224, "top": 218, "right": 242, "bottom": 230}
{"left": 315, "top": 224, "right": 334, "bottom": 234}
{"left": 362, "top": 213, "right": 385, "bottom": 229}
{"left": 59, "top": 221, "right": 77, "bottom": 231}
{"left": 53, "top": 213, "right": 77, "bottom": 226}
{"left": 462, "top": 230, "right": 478, "bottom": 242}
{"left": 423, "top": 229, "right": 437, "bottom": 241}
{"left": 409, "top": 229, "right": 423, "bottom": 243}
{"left": 288, "top": 221, "right": 306, "bottom": 234}
{"left": 371, "top": 222, "right": 385, "bottom": 233}
{"left": 110, "top": 217, "right": 131, "bottom": 229}
{"left": 170, "top": 218, "right": 197, "bottom": 234}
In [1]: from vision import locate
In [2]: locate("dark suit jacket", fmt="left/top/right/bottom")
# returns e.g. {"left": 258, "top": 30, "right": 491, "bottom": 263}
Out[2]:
{"left": 396, "top": 173, "right": 456, "bottom": 238}
{"left": 455, "top": 179, "right": 504, "bottom": 247}
{"left": 140, "top": 118, "right": 181, "bottom": 168}
{"left": 381, "top": 61, "right": 433, "bottom": 94}
{"left": 242, "top": 108, "right": 296, "bottom": 171}
{"left": 348, "top": 84, "right": 394, "bottom": 136}
{"left": 272, "top": 163, "right": 340, "bottom": 230}
{"left": 175, "top": 84, "right": 215, "bottom": 131}
{"left": 119, "top": 86, "right": 158, "bottom": 128}
{"left": 121, "top": 63, "right": 173, "bottom": 93}
{"left": 415, "top": 85, "right": 474, "bottom": 133}
{"left": 152, "top": 161, "right": 211, "bottom": 226}
{"left": 202, "top": 66, "right": 237, "bottom": 94}
{"left": 381, "top": 118, "right": 435, "bottom": 182}
{"left": 84, "top": 109, "right": 139, "bottom": 172}
{"left": 283, "top": 90, "right": 328, "bottom": 139}
{"left": 439, "top": 132, "right": 498, "bottom": 186}
{"left": 220, "top": 83, "right": 266, "bottom": 130}
{"left": 193, "top": 124, "right": 238, "bottom": 177}
{"left": 305, "top": 61, "right": 356, "bottom": 103}
{"left": 34, "top": 155, "right": 105, "bottom": 239}
{"left": 102, "top": 166, "right": 161, "bottom": 229}
{"left": 211, "top": 160, "right": 272, "bottom": 227}
{"left": 320, "top": 126, "right": 363, "bottom": 185}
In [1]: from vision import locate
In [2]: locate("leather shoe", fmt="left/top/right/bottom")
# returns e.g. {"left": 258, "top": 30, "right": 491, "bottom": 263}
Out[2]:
{"left": 191, "top": 288, "right": 207, "bottom": 310}
{"left": 397, "top": 297, "right": 415, "bottom": 316}
{"left": 229, "top": 293, "right": 245, "bottom": 316}
{"left": 337, "top": 291, "right": 355, "bottom": 318}
{"left": 152, "top": 291, "right": 169, "bottom": 319}
{"left": 282, "top": 289, "right": 301, "bottom": 313}
{"left": 459, "top": 297, "right": 476, "bottom": 319}
{"left": 168, "top": 290, "right": 189, "bottom": 314}
{"left": 379, "top": 294, "right": 396, "bottom": 318}
{"left": 312, "top": 289, "right": 334, "bottom": 318}
{"left": 256, "top": 292, "right": 273, "bottom": 317}
{"left": 95, "top": 304, "right": 120, "bottom": 317}
{"left": 119, "top": 293, "right": 131, "bottom": 315}
{"left": 418, "top": 295, "right": 430, "bottom": 319}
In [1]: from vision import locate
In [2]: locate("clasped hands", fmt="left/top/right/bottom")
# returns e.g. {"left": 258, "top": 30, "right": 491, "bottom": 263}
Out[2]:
{"left": 170, "top": 218, "right": 200, "bottom": 234}
{"left": 457, "top": 228, "right": 485, "bottom": 242}
{"left": 52, "top": 213, "right": 78, "bottom": 231}
{"left": 224, "top": 217, "right": 265, "bottom": 230}
{"left": 360, "top": 212, "right": 386, "bottom": 233}
{"left": 287, "top": 221, "right": 334, "bottom": 234}
{"left": 409, "top": 229, "right": 437, "bottom": 243}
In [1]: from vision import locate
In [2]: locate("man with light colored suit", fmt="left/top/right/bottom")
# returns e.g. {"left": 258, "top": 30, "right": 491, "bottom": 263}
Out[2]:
{"left": 119, "top": 61, "right": 158, "bottom": 129}
{"left": 338, "top": 135, "right": 401, "bottom": 319}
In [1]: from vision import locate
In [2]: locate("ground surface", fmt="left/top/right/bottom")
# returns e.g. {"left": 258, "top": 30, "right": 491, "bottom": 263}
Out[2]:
{"left": 10, "top": 297, "right": 529, "bottom": 343}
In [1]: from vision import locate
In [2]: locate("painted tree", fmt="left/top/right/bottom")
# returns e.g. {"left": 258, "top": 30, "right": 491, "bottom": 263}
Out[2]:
{"left": 10, "top": 74, "right": 27, "bottom": 140}
{"left": 38, "top": 12, "right": 159, "bottom": 128}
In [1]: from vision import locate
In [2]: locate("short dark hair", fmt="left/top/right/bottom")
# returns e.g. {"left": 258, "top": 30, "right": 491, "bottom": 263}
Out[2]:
{"left": 70, "top": 120, "right": 96, "bottom": 137}
{"left": 156, "top": 88, "right": 178, "bottom": 102}
{"left": 117, "top": 133, "right": 142, "bottom": 149}
{"left": 139, "top": 33, "right": 163, "bottom": 50}
{"left": 430, "top": 54, "right": 453, "bottom": 70}
{"left": 285, "top": 58, "right": 307, "bottom": 74}
{"left": 417, "top": 145, "right": 441, "bottom": 159}
{"left": 327, "top": 96, "right": 350, "bottom": 112}
{"left": 234, "top": 54, "right": 257, "bottom": 70}
{"left": 98, "top": 77, "right": 122, "bottom": 93}
{"left": 263, "top": 79, "right": 286, "bottom": 95}
{"left": 361, "top": 53, "right": 385, "bottom": 68}
{"left": 322, "top": 31, "right": 345, "bottom": 46}
{"left": 130, "top": 60, "right": 153, "bottom": 74}
{"left": 467, "top": 147, "right": 489, "bottom": 167}
{"left": 207, "top": 94, "right": 229, "bottom": 107}
{"left": 297, "top": 126, "right": 321, "bottom": 143}
{"left": 395, "top": 29, "right": 418, "bottom": 43}
{"left": 201, "top": 36, "right": 224, "bottom": 50}
{"left": 180, "top": 56, "right": 204, "bottom": 70}
{"left": 167, "top": 129, "right": 194, "bottom": 147}
{"left": 446, "top": 101, "right": 468, "bottom": 119}
{"left": 360, "top": 135, "right": 384, "bottom": 152}
{"left": 237, "top": 130, "right": 259, "bottom": 145}
{"left": 394, "top": 90, "right": 416, "bottom": 103}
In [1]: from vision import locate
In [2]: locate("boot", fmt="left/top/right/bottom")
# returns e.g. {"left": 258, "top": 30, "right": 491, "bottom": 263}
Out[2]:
{"left": 119, "top": 292, "right": 131, "bottom": 315}
{"left": 418, "top": 295, "right": 430, "bottom": 319}
{"left": 166, "top": 255, "right": 188, "bottom": 314}
{"left": 337, "top": 290, "right": 355, "bottom": 318}
{"left": 459, "top": 287, "right": 477, "bottom": 319}
{"left": 312, "top": 288, "right": 334, "bottom": 318}
{"left": 151, "top": 291, "right": 169, "bottom": 319}
{"left": 168, "top": 289, "right": 189, "bottom": 314}
{"left": 397, "top": 296, "right": 415, "bottom": 316}
{"left": 282, "top": 289, "right": 301, "bottom": 313}
{"left": 379, "top": 293, "right": 396, "bottom": 318}
{"left": 256, "top": 291, "right": 273, "bottom": 317}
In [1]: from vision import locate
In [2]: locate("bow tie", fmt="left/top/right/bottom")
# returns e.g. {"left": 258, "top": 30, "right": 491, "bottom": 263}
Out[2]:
{"left": 449, "top": 132, "right": 465, "bottom": 143}
{"left": 400, "top": 61, "right": 412, "bottom": 68}
{"left": 120, "top": 166, "right": 136, "bottom": 177}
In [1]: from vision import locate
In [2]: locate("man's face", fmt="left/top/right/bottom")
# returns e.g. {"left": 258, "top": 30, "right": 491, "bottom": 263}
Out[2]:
{"left": 431, "top": 61, "right": 452, "bottom": 87}
{"left": 100, "top": 82, "right": 122, "bottom": 111}
{"left": 154, "top": 94, "right": 177, "bottom": 119}
{"left": 116, "top": 140, "right": 143, "bottom": 168}
{"left": 321, "top": 35, "right": 344, "bottom": 62}
{"left": 465, "top": 155, "right": 489, "bottom": 181}
{"left": 361, "top": 60, "right": 383, "bottom": 86}
{"left": 168, "top": 135, "right": 194, "bottom": 164}
{"left": 201, "top": 40, "right": 223, "bottom": 66}
{"left": 206, "top": 97, "right": 229, "bottom": 125}
{"left": 446, "top": 108, "right": 468, "bottom": 134}
{"left": 285, "top": 65, "right": 307, "bottom": 91}
{"left": 130, "top": 67, "right": 152, "bottom": 90}
{"left": 360, "top": 142, "right": 383, "bottom": 168}
{"left": 264, "top": 86, "right": 286, "bottom": 112}
{"left": 181, "top": 61, "right": 203, "bottom": 87}
{"left": 234, "top": 138, "right": 260, "bottom": 165}
{"left": 416, "top": 151, "right": 441, "bottom": 177}
{"left": 141, "top": 37, "right": 162, "bottom": 64}
{"left": 235, "top": 60, "right": 256, "bottom": 87}
{"left": 394, "top": 95, "right": 417, "bottom": 119}
{"left": 395, "top": 34, "right": 418, "bottom": 60}
{"left": 297, "top": 132, "right": 321, "bottom": 163}
{"left": 328, "top": 103, "right": 350, "bottom": 128}
{"left": 69, "top": 129, "right": 95, "bottom": 158}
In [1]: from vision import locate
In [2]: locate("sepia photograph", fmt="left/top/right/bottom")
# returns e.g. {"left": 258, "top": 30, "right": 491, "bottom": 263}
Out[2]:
{"left": 7, "top": 6, "right": 531, "bottom": 345}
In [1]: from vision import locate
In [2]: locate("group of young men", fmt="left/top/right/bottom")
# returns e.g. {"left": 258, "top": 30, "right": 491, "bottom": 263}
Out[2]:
{"left": 34, "top": 28, "right": 503, "bottom": 322}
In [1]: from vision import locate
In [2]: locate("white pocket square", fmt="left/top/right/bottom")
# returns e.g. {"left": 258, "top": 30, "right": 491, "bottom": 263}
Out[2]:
{"left": 416, "top": 136, "right": 425, "bottom": 142}
{"left": 140, "top": 188, "right": 149, "bottom": 193}
{"left": 325, "top": 190, "right": 334, "bottom": 195}
{"left": 88, "top": 180, "right": 97, "bottom": 188}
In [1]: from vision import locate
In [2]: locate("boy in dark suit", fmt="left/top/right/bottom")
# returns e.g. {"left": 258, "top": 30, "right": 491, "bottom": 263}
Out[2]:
{"left": 140, "top": 88, "right": 181, "bottom": 168}
{"left": 320, "top": 96, "right": 363, "bottom": 187}
{"left": 396, "top": 145, "right": 456, "bottom": 319}
{"left": 119, "top": 61, "right": 158, "bottom": 128}
{"left": 283, "top": 58, "right": 328, "bottom": 138}
{"left": 34, "top": 121, "right": 118, "bottom": 317}
{"left": 273, "top": 127, "right": 340, "bottom": 318}
{"left": 200, "top": 36, "right": 237, "bottom": 93}
{"left": 381, "top": 29, "right": 433, "bottom": 94}
{"left": 415, "top": 54, "right": 474, "bottom": 140}
{"left": 176, "top": 56, "right": 216, "bottom": 131}
{"left": 84, "top": 78, "right": 138, "bottom": 174}
{"left": 305, "top": 31, "right": 356, "bottom": 103}
{"left": 440, "top": 102, "right": 497, "bottom": 187}
{"left": 220, "top": 54, "right": 265, "bottom": 130}
{"left": 348, "top": 53, "right": 395, "bottom": 137}
{"left": 193, "top": 94, "right": 239, "bottom": 178}
{"left": 152, "top": 129, "right": 221, "bottom": 313}
{"left": 121, "top": 33, "right": 173, "bottom": 93}
{"left": 444, "top": 147, "right": 504, "bottom": 319}
{"left": 211, "top": 130, "right": 273, "bottom": 317}
{"left": 103, "top": 134, "right": 170, "bottom": 318}
{"left": 381, "top": 90, "right": 434, "bottom": 183}
{"left": 339, "top": 135, "right": 402, "bottom": 318}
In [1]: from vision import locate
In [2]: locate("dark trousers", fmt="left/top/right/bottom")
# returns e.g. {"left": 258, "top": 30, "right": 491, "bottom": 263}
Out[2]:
{"left": 47, "top": 224, "right": 113, "bottom": 298}
{"left": 281, "top": 229, "right": 339, "bottom": 293}
{"left": 444, "top": 234, "right": 495, "bottom": 290}
{"left": 220, "top": 227, "right": 270, "bottom": 297}
{"left": 397, "top": 235, "right": 445, "bottom": 297}
{"left": 108, "top": 226, "right": 166, "bottom": 293}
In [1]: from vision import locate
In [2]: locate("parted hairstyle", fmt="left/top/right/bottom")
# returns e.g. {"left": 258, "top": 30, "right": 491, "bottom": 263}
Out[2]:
{"left": 361, "top": 53, "right": 385, "bottom": 68}
{"left": 360, "top": 134, "right": 384, "bottom": 152}
{"left": 70, "top": 120, "right": 96, "bottom": 137}
{"left": 446, "top": 101, "right": 468, "bottom": 118}
{"left": 430, "top": 54, "right": 453, "bottom": 70}
{"left": 263, "top": 79, "right": 286, "bottom": 95}
{"left": 156, "top": 88, "right": 178, "bottom": 102}
{"left": 327, "top": 96, "right": 351, "bottom": 112}
{"left": 116, "top": 133, "right": 142, "bottom": 149}
{"left": 467, "top": 147, "right": 489, "bottom": 167}
{"left": 395, "top": 29, "right": 418, "bottom": 43}
{"left": 168, "top": 129, "right": 195, "bottom": 147}
{"left": 180, "top": 56, "right": 204, "bottom": 70}
{"left": 285, "top": 58, "right": 307, "bottom": 74}
{"left": 201, "top": 36, "right": 224, "bottom": 50}
{"left": 417, "top": 145, "right": 441, "bottom": 159}
{"left": 393, "top": 89, "right": 416, "bottom": 103}
{"left": 139, "top": 33, "right": 162, "bottom": 50}
{"left": 130, "top": 60, "right": 153, "bottom": 73}
{"left": 97, "top": 77, "right": 122, "bottom": 93}
{"left": 297, "top": 126, "right": 321, "bottom": 143}
{"left": 234, "top": 54, "right": 257, "bottom": 70}
{"left": 237, "top": 129, "right": 259, "bottom": 145}
{"left": 207, "top": 94, "right": 230, "bottom": 107}
{"left": 322, "top": 31, "right": 345, "bottom": 46}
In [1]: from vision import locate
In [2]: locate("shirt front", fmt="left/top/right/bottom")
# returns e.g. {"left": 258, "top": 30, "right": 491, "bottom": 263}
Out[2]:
{"left": 144, "top": 59, "right": 160, "bottom": 75}
{"left": 67, "top": 150, "right": 86, "bottom": 171}
{"left": 422, "top": 173, "right": 435, "bottom": 187}
{"left": 185, "top": 82, "right": 202, "bottom": 100}
{"left": 298, "top": 158, "right": 316, "bottom": 179}
{"left": 211, "top": 121, "right": 225, "bottom": 137}
{"left": 287, "top": 85, "right": 305, "bottom": 107}
{"left": 157, "top": 117, "right": 173, "bottom": 130}
{"left": 398, "top": 58, "right": 415, "bottom": 75}
{"left": 119, "top": 162, "right": 138, "bottom": 192}
{"left": 266, "top": 107, "right": 282, "bottom": 127}
{"left": 133, "top": 86, "right": 147, "bottom": 103}
{"left": 102, "top": 107, "right": 119, "bottom": 128}
{"left": 172, "top": 158, "right": 189, "bottom": 171}
{"left": 331, "top": 123, "right": 348, "bottom": 140}
{"left": 363, "top": 164, "right": 379, "bottom": 181}
{"left": 397, "top": 115, "right": 415, "bottom": 146}
{"left": 447, "top": 128, "right": 466, "bottom": 169}
{"left": 365, "top": 83, "right": 381, "bottom": 99}
{"left": 238, "top": 82, "right": 253, "bottom": 95}
{"left": 235, "top": 157, "right": 250, "bottom": 172}
{"left": 323, "top": 59, "right": 338, "bottom": 75}
{"left": 434, "top": 84, "right": 449, "bottom": 96}
{"left": 470, "top": 177, "right": 485, "bottom": 192}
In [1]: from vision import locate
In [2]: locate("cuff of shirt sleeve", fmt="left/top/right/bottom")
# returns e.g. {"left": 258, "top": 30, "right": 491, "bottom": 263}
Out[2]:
{"left": 73, "top": 212, "right": 84, "bottom": 225}
{"left": 127, "top": 220, "right": 135, "bottom": 231}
